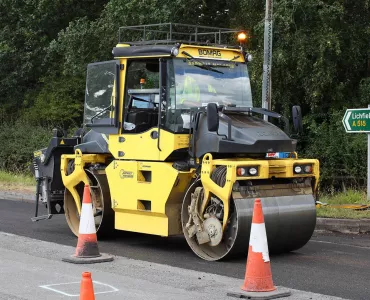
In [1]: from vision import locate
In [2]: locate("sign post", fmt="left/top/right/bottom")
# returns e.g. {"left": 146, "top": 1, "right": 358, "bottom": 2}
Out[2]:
{"left": 342, "top": 106, "right": 370, "bottom": 200}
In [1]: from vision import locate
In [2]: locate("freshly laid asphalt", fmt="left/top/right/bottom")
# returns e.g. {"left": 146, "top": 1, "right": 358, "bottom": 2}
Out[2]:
{"left": 1, "top": 199, "right": 370, "bottom": 300}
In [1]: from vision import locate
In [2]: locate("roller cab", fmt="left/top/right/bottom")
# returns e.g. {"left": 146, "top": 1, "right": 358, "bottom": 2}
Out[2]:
{"left": 30, "top": 24, "right": 319, "bottom": 261}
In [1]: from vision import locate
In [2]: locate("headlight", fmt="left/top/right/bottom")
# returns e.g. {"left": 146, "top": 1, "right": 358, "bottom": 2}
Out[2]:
{"left": 294, "top": 166, "right": 302, "bottom": 173}
{"left": 304, "top": 165, "right": 313, "bottom": 173}
{"left": 237, "top": 167, "right": 246, "bottom": 176}
{"left": 294, "top": 164, "right": 313, "bottom": 174}
{"left": 249, "top": 167, "right": 257, "bottom": 175}
{"left": 40, "top": 153, "right": 45, "bottom": 163}
{"left": 237, "top": 166, "right": 258, "bottom": 177}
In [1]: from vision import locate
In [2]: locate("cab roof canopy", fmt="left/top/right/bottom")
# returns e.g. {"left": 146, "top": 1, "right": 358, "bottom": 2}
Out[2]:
{"left": 118, "top": 23, "right": 245, "bottom": 47}
{"left": 113, "top": 23, "right": 246, "bottom": 58}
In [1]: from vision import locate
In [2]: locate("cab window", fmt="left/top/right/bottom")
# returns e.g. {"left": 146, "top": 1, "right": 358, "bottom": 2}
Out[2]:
{"left": 123, "top": 59, "right": 160, "bottom": 133}
{"left": 84, "top": 61, "right": 117, "bottom": 126}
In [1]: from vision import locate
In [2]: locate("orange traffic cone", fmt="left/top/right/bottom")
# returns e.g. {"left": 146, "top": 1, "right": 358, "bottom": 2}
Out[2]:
{"left": 62, "top": 184, "right": 113, "bottom": 264}
{"left": 242, "top": 198, "right": 275, "bottom": 292}
{"left": 80, "top": 272, "right": 95, "bottom": 300}
{"left": 227, "top": 199, "right": 291, "bottom": 299}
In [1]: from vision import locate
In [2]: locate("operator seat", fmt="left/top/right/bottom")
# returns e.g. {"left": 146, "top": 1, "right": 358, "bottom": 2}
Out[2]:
{"left": 125, "top": 109, "right": 158, "bottom": 133}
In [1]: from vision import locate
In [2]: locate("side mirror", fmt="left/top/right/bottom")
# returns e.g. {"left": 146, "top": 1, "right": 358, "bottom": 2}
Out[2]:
{"left": 207, "top": 103, "right": 219, "bottom": 132}
{"left": 292, "top": 105, "right": 303, "bottom": 134}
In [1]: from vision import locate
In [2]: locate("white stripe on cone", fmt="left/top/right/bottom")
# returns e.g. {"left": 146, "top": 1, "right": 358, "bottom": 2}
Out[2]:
{"left": 79, "top": 203, "right": 96, "bottom": 234}
{"left": 249, "top": 223, "right": 270, "bottom": 262}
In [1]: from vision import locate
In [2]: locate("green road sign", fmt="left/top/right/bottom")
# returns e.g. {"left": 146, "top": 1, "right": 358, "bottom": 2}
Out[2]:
{"left": 342, "top": 108, "right": 370, "bottom": 133}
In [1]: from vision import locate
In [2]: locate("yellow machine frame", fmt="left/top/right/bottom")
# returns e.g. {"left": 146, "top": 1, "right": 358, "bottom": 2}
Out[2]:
{"left": 59, "top": 42, "right": 320, "bottom": 238}
{"left": 61, "top": 150, "right": 319, "bottom": 237}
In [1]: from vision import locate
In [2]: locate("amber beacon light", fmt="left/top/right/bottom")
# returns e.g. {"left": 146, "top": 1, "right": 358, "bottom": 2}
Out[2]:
{"left": 237, "top": 32, "right": 247, "bottom": 42}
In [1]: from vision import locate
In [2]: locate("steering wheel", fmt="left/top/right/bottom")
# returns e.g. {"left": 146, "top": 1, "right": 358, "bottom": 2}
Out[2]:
{"left": 131, "top": 96, "right": 159, "bottom": 107}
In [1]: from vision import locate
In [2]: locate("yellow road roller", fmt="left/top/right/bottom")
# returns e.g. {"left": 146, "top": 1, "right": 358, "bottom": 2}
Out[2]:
{"left": 30, "top": 24, "right": 319, "bottom": 261}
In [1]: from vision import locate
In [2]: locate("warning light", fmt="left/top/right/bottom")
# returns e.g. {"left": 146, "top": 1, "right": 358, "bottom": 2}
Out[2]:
{"left": 237, "top": 32, "right": 247, "bottom": 42}
{"left": 140, "top": 78, "right": 145, "bottom": 89}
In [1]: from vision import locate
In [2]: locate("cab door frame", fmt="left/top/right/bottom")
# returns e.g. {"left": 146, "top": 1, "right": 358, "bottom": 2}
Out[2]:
{"left": 84, "top": 60, "right": 121, "bottom": 134}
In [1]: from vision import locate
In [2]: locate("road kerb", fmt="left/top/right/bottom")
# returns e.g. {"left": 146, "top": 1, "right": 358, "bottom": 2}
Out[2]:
{"left": 315, "top": 218, "right": 370, "bottom": 234}
{"left": 0, "top": 191, "right": 34, "bottom": 203}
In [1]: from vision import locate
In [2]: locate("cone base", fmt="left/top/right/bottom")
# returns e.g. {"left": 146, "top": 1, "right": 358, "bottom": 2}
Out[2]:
{"left": 227, "top": 286, "right": 291, "bottom": 299}
{"left": 62, "top": 253, "right": 114, "bottom": 264}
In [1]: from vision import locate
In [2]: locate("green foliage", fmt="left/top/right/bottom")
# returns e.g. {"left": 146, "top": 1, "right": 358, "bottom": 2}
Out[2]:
{"left": 239, "top": 0, "right": 370, "bottom": 191}
{"left": 0, "top": 170, "right": 34, "bottom": 186}
{"left": 317, "top": 190, "right": 370, "bottom": 219}
{"left": 261, "top": 0, "right": 368, "bottom": 117}
{"left": 23, "top": 76, "right": 85, "bottom": 127}
{"left": 302, "top": 110, "right": 367, "bottom": 190}
{"left": 320, "top": 189, "right": 366, "bottom": 204}
{"left": 359, "top": 78, "right": 370, "bottom": 105}
{"left": 0, "top": 0, "right": 109, "bottom": 125}
{"left": 0, "top": 121, "right": 53, "bottom": 172}
{"left": 0, "top": 0, "right": 369, "bottom": 191}
{"left": 316, "top": 207, "right": 370, "bottom": 219}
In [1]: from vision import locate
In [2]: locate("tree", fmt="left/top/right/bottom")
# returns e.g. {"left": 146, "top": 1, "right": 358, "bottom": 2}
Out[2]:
{"left": 0, "top": 0, "right": 109, "bottom": 119}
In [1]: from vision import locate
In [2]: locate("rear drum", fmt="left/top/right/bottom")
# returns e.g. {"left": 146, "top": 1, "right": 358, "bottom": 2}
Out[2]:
{"left": 64, "top": 169, "right": 114, "bottom": 238}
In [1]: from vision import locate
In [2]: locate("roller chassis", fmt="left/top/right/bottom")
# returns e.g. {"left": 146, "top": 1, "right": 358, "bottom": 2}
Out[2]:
{"left": 31, "top": 138, "right": 318, "bottom": 261}
{"left": 29, "top": 23, "right": 320, "bottom": 261}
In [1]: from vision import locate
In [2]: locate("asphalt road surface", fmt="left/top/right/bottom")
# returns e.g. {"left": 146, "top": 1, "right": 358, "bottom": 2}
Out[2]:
{"left": 1, "top": 199, "right": 369, "bottom": 300}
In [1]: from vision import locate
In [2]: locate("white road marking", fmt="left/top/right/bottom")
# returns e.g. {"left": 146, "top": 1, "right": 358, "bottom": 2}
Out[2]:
{"left": 94, "top": 281, "right": 119, "bottom": 293}
{"left": 0, "top": 232, "right": 17, "bottom": 237}
{"left": 39, "top": 281, "right": 119, "bottom": 297}
{"left": 39, "top": 282, "right": 80, "bottom": 297}
{"left": 311, "top": 239, "right": 370, "bottom": 250}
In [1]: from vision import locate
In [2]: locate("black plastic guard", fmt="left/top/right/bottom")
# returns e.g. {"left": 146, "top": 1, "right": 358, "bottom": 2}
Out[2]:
{"left": 31, "top": 136, "right": 79, "bottom": 214}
